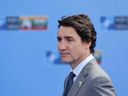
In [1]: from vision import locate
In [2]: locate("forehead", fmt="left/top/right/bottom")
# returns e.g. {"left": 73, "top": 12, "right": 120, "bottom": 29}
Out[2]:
{"left": 58, "top": 26, "right": 79, "bottom": 38}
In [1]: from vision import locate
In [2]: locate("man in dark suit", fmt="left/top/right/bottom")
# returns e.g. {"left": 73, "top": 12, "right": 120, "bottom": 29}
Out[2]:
{"left": 57, "top": 14, "right": 116, "bottom": 96}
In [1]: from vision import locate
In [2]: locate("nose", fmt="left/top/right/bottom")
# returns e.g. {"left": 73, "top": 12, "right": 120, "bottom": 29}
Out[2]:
{"left": 58, "top": 41, "right": 67, "bottom": 51}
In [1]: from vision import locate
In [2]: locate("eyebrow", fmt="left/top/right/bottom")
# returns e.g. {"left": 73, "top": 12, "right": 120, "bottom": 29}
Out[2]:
{"left": 64, "top": 36, "right": 73, "bottom": 39}
{"left": 57, "top": 35, "right": 73, "bottom": 39}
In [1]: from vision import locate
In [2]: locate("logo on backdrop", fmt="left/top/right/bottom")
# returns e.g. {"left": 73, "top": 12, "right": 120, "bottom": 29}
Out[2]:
{"left": 0, "top": 16, "right": 48, "bottom": 31}
{"left": 46, "top": 51, "right": 62, "bottom": 64}
{"left": 100, "top": 16, "right": 128, "bottom": 30}
{"left": 46, "top": 50, "right": 102, "bottom": 65}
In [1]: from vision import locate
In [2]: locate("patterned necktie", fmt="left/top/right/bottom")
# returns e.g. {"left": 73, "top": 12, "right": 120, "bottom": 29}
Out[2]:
{"left": 64, "top": 72, "right": 75, "bottom": 96}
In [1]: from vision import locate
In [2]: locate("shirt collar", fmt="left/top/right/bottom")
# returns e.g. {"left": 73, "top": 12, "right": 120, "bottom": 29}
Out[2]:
{"left": 72, "top": 54, "right": 94, "bottom": 77}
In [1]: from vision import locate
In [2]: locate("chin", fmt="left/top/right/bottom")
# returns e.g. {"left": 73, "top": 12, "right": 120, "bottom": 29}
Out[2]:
{"left": 62, "top": 59, "right": 72, "bottom": 64}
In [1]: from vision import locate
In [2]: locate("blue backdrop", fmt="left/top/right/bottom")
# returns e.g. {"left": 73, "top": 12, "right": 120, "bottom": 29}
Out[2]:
{"left": 0, "top": 0, "right": 128, "bottom": 96}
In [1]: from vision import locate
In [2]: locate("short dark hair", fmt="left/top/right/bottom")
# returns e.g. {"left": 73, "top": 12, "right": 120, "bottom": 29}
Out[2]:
{"left": 58, "top": 14, "right": 97, "bottom": 53}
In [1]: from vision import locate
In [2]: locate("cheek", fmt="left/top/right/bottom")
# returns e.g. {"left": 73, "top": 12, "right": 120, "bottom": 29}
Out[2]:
{"left": 72, "top": 46, "right": 85, "bottom": 55}
{"left": 57, "top": 43, "right": 61, "bottom": 50}
{"left": 70, "top": 47, "right": 80, "bottom": 55}
{"left": 57, "top": 44, "right": 59, "bottom": 49}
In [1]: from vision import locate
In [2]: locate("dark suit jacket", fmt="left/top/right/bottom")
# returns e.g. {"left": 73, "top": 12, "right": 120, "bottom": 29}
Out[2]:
{"left": 63, "top": 59, "right": 116, "bottom": 96}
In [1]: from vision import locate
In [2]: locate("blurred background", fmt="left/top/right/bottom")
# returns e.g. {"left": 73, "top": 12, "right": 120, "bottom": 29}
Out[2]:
{"left": 0, "top": 0, "right": 128, "bottom": 96}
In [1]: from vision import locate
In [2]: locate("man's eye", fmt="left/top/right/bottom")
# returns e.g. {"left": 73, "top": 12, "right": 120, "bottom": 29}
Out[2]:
{"left": 57, "top": 37, "right": 62, "bottom": 42}
{"left": 67, "top": 38, "right": 73, "bottom": 41}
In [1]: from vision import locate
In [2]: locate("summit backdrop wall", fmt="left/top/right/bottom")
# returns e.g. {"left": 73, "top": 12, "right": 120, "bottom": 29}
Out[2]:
{"left": 0, "top": 0, "right": 128, "bottom": 96}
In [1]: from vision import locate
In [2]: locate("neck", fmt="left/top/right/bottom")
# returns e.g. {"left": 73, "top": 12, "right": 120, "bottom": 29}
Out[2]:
{"left": 70, "top": 53, "right": 91, "bottom": 70}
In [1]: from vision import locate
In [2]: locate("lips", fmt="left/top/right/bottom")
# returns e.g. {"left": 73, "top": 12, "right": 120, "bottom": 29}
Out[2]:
{"left": 60, "top": 52, "right": 70, "bottom": 56}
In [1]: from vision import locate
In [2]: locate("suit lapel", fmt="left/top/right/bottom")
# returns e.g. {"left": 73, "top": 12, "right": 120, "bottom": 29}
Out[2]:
{"left": 67, "top": 73, "right": 87, "bottom": 96}
{"left": 67, "top": 59, "right": 96, "bottom": 96}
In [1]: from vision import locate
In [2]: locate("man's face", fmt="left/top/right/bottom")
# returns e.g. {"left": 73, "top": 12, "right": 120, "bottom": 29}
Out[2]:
{"left": 57, "top": 26, "right": 90, "bottom": 66}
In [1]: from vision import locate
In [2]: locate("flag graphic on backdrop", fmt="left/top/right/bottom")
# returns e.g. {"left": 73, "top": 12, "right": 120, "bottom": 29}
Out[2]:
{"left": 0, "top": 16, "right": 48, "bottom": 31}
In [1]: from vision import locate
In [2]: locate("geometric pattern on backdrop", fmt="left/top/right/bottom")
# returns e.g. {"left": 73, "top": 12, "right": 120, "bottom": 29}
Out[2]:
{"left": 100, "top": 16, "right": 128, "bottom": 30}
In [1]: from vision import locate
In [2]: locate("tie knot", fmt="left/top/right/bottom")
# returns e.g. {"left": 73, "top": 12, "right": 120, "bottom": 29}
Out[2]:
{"left": 68, "top": 72, "right": 75, "bottom": 80}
